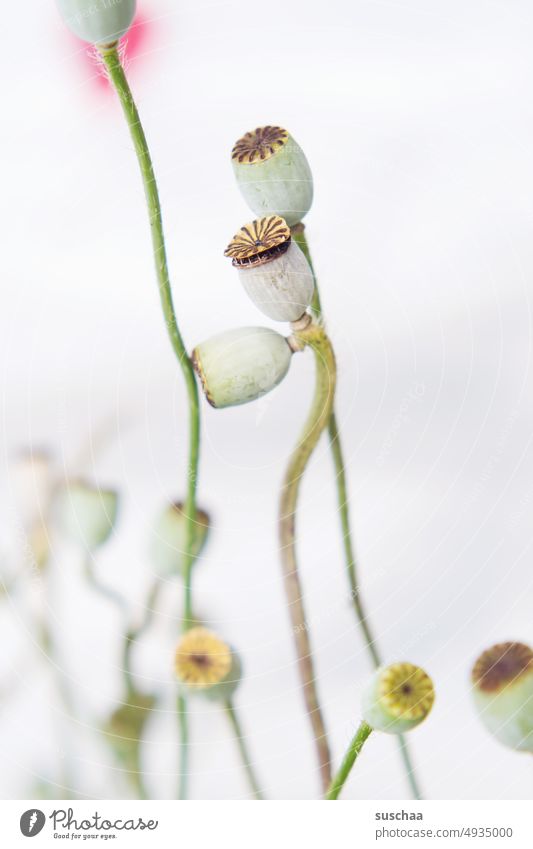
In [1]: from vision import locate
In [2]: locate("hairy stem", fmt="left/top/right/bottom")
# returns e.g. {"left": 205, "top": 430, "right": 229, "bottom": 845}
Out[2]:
{"left": 98, "top": 44, "right": 201, "bottom": 799}
{"left": 224, "top": 700, "right": 264, "bottom": 800}
{"left": 325, "top": 721, "right": 372, "bottom": 800}
{"left": 291, "top": 224, "right": 422, "bottom": 800}
{"left": 280, "top": 321, "right": 336, "bottom": 793}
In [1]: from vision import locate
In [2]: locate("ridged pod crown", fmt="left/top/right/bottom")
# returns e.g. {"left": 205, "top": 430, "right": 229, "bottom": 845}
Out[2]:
{"left": 231, "top": 126, "right": 313, "bottom": 227}
{"left": 224, "top": 215, "right": 291, "bottom": 267}
{"left": 362, "top": 662, "right": 435, "bottom": 734}
{"left": 472, "top": 642, "right": 533, "bottom": 752}
{"left": 174, "top": 627, "right": 241, "bottom": 701}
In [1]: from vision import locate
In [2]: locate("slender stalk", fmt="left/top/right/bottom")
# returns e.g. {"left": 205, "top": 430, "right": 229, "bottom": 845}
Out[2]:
{"left": 39, "top": 614, "right": 76, "bottom": 798}
{"left": 325, "top": 721, "right": 372, "bottom": 800}
{"left": 397, "top": 732, "right": 422, "bottom": 800}
{"left": 280, "top": 320, "right": 336, "bottom": 793}
{"left": 224, "top": 700, "right": 264, "bottom": 800}
{"left": 98, "top": 44, "right": 201, "bottom": 799}
{"left": 177, "top": 692, "right": 189, "bottom": 800}
{"left": 84, "top": 553, "right": 128, "bottom": 615}
{"left": 122, "top": 578, "right": 162, "bottom": 696}
{"left": 291, "top": 224, "right": 422, "bottom": 800}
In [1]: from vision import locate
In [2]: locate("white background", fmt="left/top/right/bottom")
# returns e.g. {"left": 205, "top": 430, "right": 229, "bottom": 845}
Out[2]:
{"left": 0, "top": 0, "right": 532, "bottom": 800}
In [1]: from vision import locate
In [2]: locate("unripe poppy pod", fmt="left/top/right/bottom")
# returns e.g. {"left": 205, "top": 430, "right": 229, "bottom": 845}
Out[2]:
{"left": 149, "top": 502, "right": 210, "bottom": 577}
{"left": 57, "top": 479, "right": 119, "bottom": 550}
{"left": 231, "top": 126, "right": 313, "bottom": 227}
{"left": 56, "top": 0, "right": 136, "bottom": 45}
{"left": 362, "top": 662, "right": 435, "bottom": 734}
{"left": 472, "top": 641, "right": 533, "bottom": 753}
{"left": 225, "top": 216, "right": 314, "bottom": 322}
{"left": 192, "top": 326, "right": 292, "bottom": 408}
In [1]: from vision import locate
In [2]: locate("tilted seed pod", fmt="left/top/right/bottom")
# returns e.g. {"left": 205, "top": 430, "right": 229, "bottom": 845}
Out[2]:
{"left": 362, "top": 662, "right": 435, "bottom": 734}
{"left": 56, "top": 0, "right": 136, "bottom": 45}
{"left": 103, "top": 690, "right": 157, "bottom": 774}
{"left": 149, "top": 502, "right": 210, "bottom": 577}
{"left": 231, "top": 126, "right": 313, "bottom": 227}
{"left": 57, "top": 479, "right": 119, "bottom": 550}
{"left": 471, "top": 641, "right": 533, "bottom": 753}
{"left": 225, "top": 216, "right": 314, "bottom": 322}
{"left": 174, "top": 626, "right": 241, "bottom": 702}
{"left": 192, "top": 325, "right": 292, "bottom": 408}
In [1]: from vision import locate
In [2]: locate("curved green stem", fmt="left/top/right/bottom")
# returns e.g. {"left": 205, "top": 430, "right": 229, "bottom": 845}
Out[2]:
{"left": 325, "top": 721, "right": 372, "bottom": 800}
{"left": 84, "top": 552, "right": 128, "bottom": 615}
{"left": 292, "top": 224, "right": 422, "bottom": 800}
{"left": 224, "top": 700, "right": 264, "bottom": 800}
{"left": 98, "top": 45, "right": 201, "bottom": 799}
{"left": 122, "top": 578, "right": 162, "bottom": 696}
{"left": 280, "top": 320, "right": 336, "bottom": 793}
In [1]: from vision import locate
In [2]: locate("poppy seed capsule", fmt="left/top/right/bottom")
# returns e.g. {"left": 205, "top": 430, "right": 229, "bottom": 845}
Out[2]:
{"left": 192, "top": 326, "right": 292, "bottom": 408}
{"left": 471, "top": 642, "right": 533, "bottom": 753}
{"left": 57, "top": 480, "right": 119, "bottom": 550}
{"left": 225, "top": 216, "right": 314, "bottom": 322}
{"left": 56, "top": 0, "right": 136, "bottom": 45}
{"left": 103, "top": 691, "right": 156, "bottom": 772}
{"left": 231, "top": 126, "right": 313, "bottom": 227}
{"left": 174, "top": 627, "right": 241, "bottom": 702}
{"left": 362, "top": 662, "right": 435, "bottom": 734}
{"left": 149, "top": 502, "right": 210, "bottom": 577}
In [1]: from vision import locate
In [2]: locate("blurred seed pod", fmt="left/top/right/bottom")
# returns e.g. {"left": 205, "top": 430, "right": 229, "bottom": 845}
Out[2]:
{"left": 225, "top": 216, "right": 314, "bottom": 322}
{"left": 57, "top": 480, "right": 119, "bottom": 551}
{"left": 362, "top": 662, "right": 435, "bottom": 734}
{"left": 231, "top": 126, "right": 313, "bottom": 227}
{"left": 103, "top": 691, "right": 157, "bottom": 773}
{"left": 149, "top": 502, "right": 210, "bottom": 577}
{"left": 192, "top": 326, "right": 292, "bottom": 408}
{"left": 56, "top": 0, "right": 136, "bottom": 45}
{"left": 10, "top": 450, "right": 55, "bottom": 570}
{"left": 10, "top": 450, "right": 55, "bottom": 532}
{"left": 471, "top": 641, "right": 533, "bottom": 753}
{"left": 174, "top": 626, "right": 241, "bottom": 702}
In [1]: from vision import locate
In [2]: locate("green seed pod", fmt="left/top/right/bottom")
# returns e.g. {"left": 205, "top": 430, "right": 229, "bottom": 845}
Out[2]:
{"left": 56, "top": 0, "right": 136, "bottom": 45}
{"left": 57, "top": 479, "right": 119, "bottom": 550}
{"left": 231, "top": 126, "right": 313, "bottom": 227}
{"left": 192, "top": 326, "right": 292, "bottom": 409}
{"left": 103, "top": 691, "right": 156, "bottom": 774}
{"left": 471, "top": 642, "right": 533, "bottom": 752}
{"left": 225, "top": 216, "right": 314, "bottom": 322}
{"left": 362, "top": 662, "right": 435, "bottom": 734}
{"left": 149, "top": 502, "right": 210, "bottom": 577}
{"left": 174, "top": 627, "right": 241, "bottom": 702}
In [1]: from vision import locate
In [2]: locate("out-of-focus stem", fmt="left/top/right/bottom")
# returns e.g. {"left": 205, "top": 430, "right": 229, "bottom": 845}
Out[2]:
{"left": 224, "top": 700, "right": 264, "bottom": 800}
